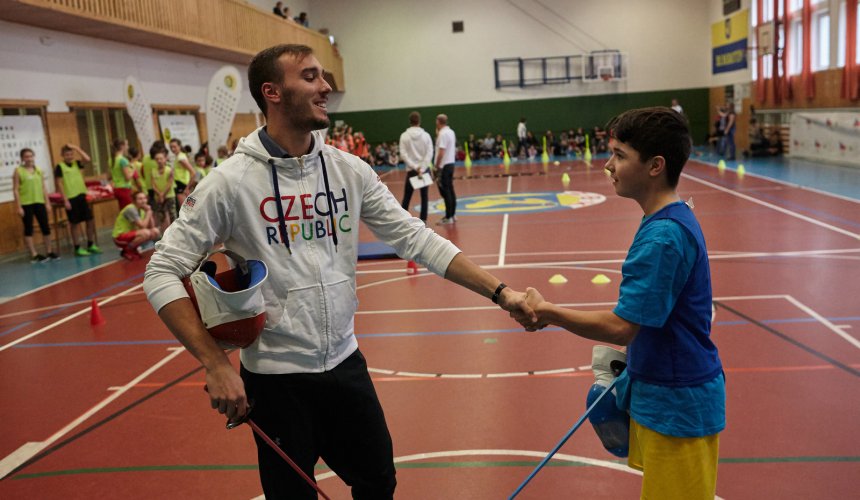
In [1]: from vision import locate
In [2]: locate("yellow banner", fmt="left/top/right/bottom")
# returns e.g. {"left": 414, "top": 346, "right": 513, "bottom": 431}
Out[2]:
{"left": 712, "top": 9, "right": 749, "bottom": 48}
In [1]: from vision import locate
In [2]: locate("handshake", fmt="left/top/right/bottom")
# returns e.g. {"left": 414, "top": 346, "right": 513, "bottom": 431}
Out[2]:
{"left": 497, "top": 286, "right": 551, "bottom": 332}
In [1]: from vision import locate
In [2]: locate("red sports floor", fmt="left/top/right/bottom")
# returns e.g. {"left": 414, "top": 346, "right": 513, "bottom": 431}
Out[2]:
{"left": 1, "top": 158, "right": 858, "bottom": 499}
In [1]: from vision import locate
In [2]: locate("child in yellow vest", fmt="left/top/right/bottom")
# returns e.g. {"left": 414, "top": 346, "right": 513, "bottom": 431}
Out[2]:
{"left": 151, "top": 150, "right": 176, "bottom": 231}
{"left": 112, "top": 191, "right": 160, "bottom": 260}
{"left": 55, "top": 144, "right": 101, "bottom": 256}
{"left": 194, "top": 152, "right": 211, "bottom": 180}
{"left": 13, "top": 148, "right": 57, "bottom": 262}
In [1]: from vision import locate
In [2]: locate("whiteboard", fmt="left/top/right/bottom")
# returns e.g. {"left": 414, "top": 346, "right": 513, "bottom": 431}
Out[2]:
{"left": 158, "top": 114, "right": 201, "bottom": 156}
{"left": 0, "top": 115, "right": 53, "bottom": 203}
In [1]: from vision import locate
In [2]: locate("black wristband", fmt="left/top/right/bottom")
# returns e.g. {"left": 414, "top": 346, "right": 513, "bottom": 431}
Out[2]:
{"left": 491, "top": 283, "right": 507, "bottom": 304}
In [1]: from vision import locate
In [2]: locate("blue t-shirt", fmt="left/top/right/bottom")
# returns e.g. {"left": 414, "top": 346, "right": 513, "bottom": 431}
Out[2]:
{"left": 613, "top": 207, "right": 725, "bottom": 438}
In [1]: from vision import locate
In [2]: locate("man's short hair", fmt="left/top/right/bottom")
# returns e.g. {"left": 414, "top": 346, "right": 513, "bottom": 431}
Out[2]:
{"left": 409, "top": 111, "right": 421, "bottom": 126}
{"left": 606, "top": 107, "right": 691, "bottom": 188}
{"left": 248, "top": 44, "right": 314, "bottom": 116}
{"left": 436, "top": 114, "right": 448, "bottom": 125}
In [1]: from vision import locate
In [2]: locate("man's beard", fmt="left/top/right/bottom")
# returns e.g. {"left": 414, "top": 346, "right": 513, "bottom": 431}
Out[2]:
{"left": 282, "top": 87, "right": 330, "bottom": 131}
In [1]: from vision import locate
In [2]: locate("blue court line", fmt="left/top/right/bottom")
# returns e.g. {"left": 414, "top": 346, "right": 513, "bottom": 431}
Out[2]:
{"left": 9, "top": 316, "right": 857, "bottom": 348}
{"left": 0, "top": 272, "right": 145, "bottom": 339}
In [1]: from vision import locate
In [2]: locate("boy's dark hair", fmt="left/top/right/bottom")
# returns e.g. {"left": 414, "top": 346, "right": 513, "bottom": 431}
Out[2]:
{"left": 19, "top": 147, "right": 34, "bottom": 159}
{"left": 248, "top": 44, "right": 314, "bottom": 116}
{"left": 112, "top": 138, "right": 127, "bottom": 153}
{"left": 149, "top": 140, "right": 166, "bottom": 157}
{"left": 61, "top": 145, "right": 73, "bottom": 154}
{"left": 128, "top": 146, "right": 139, "bottom": 158}
{"left": 606, "top": 107, "right": 691, "bottom": 188}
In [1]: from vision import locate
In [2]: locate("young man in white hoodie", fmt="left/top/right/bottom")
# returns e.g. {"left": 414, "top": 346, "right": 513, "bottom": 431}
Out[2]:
{"left": 144, "top": 44, "right": 535, "bottom": 499}
{"left": 399, "top": 111, "right": 433, "bottom": 222}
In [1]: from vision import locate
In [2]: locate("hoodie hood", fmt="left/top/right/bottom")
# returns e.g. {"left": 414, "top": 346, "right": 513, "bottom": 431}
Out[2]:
{"left": 234, "top": 127, "right": 327, "bottom": 165}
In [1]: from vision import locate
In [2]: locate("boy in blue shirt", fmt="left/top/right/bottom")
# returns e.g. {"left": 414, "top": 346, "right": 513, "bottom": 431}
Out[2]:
{"left": 516, "top": 107, "right": 725, "bottom": 499}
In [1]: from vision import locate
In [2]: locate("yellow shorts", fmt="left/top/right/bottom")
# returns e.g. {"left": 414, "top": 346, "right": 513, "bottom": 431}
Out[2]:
{"left": 628, "top": 418, "right": 719, "bottom": 500}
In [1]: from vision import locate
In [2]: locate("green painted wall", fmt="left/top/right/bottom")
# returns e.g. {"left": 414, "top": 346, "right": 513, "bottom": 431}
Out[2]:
{"left": 330, "top": 87, "right": 710, "bottom": 146}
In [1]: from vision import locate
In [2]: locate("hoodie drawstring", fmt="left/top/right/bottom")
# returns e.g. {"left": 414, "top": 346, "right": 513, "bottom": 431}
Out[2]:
{"left": 269, "top": 159, "right": 292, "bottom": 255}
{"left": 319, "top": 151, "right": 339, "bottom": 252}
{"left": 268, "top": 153, "right": 339, "bottom": 255}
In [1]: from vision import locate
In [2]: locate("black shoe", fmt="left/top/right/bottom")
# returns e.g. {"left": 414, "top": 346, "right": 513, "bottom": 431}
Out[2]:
{"left": 48, "top": 252, "right": 60, "bottom": 260}
{"left": 31, "top": 254, "right": 47, "bottom": 263}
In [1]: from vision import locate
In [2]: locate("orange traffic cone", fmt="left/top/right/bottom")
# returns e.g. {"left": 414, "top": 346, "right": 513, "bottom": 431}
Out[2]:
{"left": 406, "top": 260, "right": 419, "bottom": 275}
{"left": 90, "top": 298, "right": 106, "bottom": 326}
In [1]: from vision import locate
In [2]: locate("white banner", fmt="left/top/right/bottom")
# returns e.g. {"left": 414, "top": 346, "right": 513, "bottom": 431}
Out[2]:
{"left": 0, "top": 115, "right": 53, "bottom": 203}
{"left": 790, "top": 112, "right": 860, "bottom": 167}
{"left": 158, "top": 114, "right": 201, "bottom": 157}
{"left": 206, "top": 66, "right": 242, "bottom": 154}
{"left": 124, "top": 76, "right": 157, "bottom": 152}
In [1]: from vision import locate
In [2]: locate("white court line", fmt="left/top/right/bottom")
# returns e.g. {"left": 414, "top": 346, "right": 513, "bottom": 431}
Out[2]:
{"left": 498, "top": 176, "right": 513, "bottom": 267}
{"left": 0, "top": 258, "right": 124, "bottom": 304}
{"left": 784, "top": 295, "right": 860, "bottom": 350}
{"left": 0, "top": 283, "right": 144, "bottom": 353}
{"left": 682, "top": 173, "right": 860, "bottom": 241}
{"left": 695, "top": 158, "right": 860, "bottom": 205}
{"left": 0, "top": 346, "right": 186, "bottom": 480}
{"left": 0, "top": 291, "right": 147, "bottom": 321}
{"left": 357, "top": 295, "right": 790, "bottom": 315}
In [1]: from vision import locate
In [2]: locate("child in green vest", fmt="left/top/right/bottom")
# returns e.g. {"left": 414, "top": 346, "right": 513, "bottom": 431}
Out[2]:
{"left": 13, "top": 148, "right": 57, "bottom": 262}
{"left": 128, "top": 146, "right": 145, "bottom": 194}
{"left": 112, "top": 191, "right": 160, "bottom": 260}
{"left": 193, "top": 152, "right": 211, "bottom": 180}
{"left": 55, "top": 144, "right": 101, "bottom": 256}
{"left": 151, "top": 150, "right": 176, "bottom": 231}
{"left": 111, "top": 138, "right": 135, "bottom": 209}
{"left": 168, "top": 138, "right": 196, "bottom": 211}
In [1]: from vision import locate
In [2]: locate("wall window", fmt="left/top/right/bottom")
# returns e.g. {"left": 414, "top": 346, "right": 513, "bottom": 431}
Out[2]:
{"left": 72, "top": 107, "right": 139, "bottom": 177}
{"left": 790, "top": 19, "right": 804, "bottom": 74}
{"left": 812, "top": 8, "right": 830, "bottom": 70}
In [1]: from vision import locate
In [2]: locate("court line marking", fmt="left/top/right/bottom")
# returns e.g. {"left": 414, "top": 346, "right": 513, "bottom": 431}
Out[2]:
{"left": 694, "top": 158, "right": 860, "bottom": 205}
{"left": 0, "top": 283, "right": 144, "bottom": 353}
{"left": 785, "top": 295, "right": 860, "bottom": 350}
{"left": 0, "top": 291, "right": 147, "bottom": 321}
{"left": 0, "top": 346, "right": 185, "bottom": 480}
{"left": 247, "top": 449, "right": 653, "bottom": 500}
{"left": 682, "top": 173, "right": 860, "bottom": 241}
{"left": 498, "top": 175, "right": 513, "bottom": 267}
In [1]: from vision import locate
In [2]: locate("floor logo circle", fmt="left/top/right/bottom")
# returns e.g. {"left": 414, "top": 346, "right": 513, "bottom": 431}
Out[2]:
{"left": 427, "top": 191, "right": 606, "bottom": 215}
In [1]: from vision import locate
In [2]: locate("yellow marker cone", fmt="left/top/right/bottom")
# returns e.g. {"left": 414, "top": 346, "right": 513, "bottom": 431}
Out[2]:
{"left": 561, "top": 172, "right": 571, "bottom": 187}
{"left": 464, "top": 141, "right": 472, "bottom": 171}
{"left": 549, "top": 274, "right": 568, "bottom": 284}
{"left": 502, "top": 139, "right": 511, "bottom": 166}
{"left": 717, "top": 159, "right": 726, "bottom": 173}
{"left": 584, "top": 134, "right": 592, "bottom": 165}
{"left": 591, "top": 274, "right": 611, "bottom": 284}
{"left": 737, "top": 163, "right": 746, "bottom": 177}
{"left": 541, "top": 136, "right": 550, "bottom": 164}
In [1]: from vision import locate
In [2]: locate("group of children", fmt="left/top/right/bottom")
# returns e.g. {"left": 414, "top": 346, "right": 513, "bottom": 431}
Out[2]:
{"left": 13, "top": 138, "right": 229, "bottom": 262}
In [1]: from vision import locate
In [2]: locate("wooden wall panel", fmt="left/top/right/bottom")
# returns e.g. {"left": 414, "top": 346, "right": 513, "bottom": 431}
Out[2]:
{"left": 46, "top": 112, "right": 79, "bottom": 167}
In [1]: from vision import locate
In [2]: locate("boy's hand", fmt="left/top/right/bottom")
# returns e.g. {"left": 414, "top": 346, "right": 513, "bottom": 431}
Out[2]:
{"left": 497, "top": 287, "right": 537, "bottom": 325}
{"left": 513, "top": 287, "right": 550, "bottom": 331}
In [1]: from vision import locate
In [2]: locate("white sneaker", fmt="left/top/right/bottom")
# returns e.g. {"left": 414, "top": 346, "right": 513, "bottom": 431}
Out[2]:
{"left": 436, "top": 217, "right": 452, "bottom": 225}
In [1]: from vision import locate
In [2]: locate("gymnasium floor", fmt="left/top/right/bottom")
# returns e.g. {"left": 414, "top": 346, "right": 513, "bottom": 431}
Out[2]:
{"left": 0, "top": 156, "right": 858, "bottom": 499}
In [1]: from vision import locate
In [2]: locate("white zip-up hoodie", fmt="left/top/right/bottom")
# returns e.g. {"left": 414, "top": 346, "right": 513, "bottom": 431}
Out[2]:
{"left": 144, "top": 128, "right": 461, "bottom": 374}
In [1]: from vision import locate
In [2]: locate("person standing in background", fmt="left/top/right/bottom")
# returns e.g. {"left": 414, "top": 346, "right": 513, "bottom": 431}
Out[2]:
{"left": 111, "top": 138, "right": 135, "bottom": 209}
{"left": 168, "top": 138, "right": 197, "bottom": 210}
{"left": 55, "top": 144, "right": 101, "bottom": 257}
{"left": 434, "top": 114, "right": 457, "bottom": 225}
{"left": 399, "top": 111, "right": 433, "bottom": 222}
{"left": 670, "top": 99, "right": 683, "bottom": 115}
{"left": 14, "top": 148, "right": 57, "bottom": 262}
{"left": 517, "top": 117, "right": 528, "bottom": 156}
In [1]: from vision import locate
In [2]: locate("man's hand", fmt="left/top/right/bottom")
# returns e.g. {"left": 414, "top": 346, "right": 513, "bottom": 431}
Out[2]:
{"left": 64, "top": 199, "right": 71, "bottom": 211}
{"left": 205, "top": 363, "right": 249, "bottom": 424}
{"left": 512, "top": 287, "right": 550, "bottom": 331}
{"left": 497, "top": 287, "right": 537, "bottom": 325}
